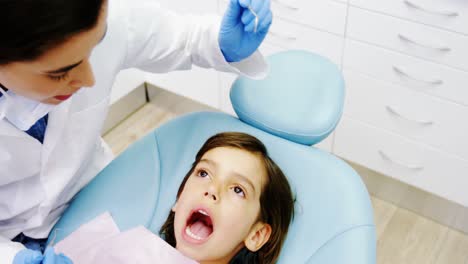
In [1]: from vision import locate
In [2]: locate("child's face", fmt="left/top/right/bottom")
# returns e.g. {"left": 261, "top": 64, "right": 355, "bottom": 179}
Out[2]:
{"left": 172, "top": 147, "right": 271, "bottom": 264}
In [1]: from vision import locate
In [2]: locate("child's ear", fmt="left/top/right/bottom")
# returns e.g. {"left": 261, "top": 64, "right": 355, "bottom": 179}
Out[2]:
{"left": 244, "top": 222, "right": 272, "bottom": 252}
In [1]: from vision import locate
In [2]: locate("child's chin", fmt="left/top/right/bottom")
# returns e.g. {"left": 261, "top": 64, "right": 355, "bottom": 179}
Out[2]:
{"left": 176, "top": 244, "right": 211, "bottom": 262}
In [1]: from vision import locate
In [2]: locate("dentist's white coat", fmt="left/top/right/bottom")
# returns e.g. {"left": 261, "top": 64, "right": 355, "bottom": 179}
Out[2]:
{"left": 0, "top": 0, "right": 267, "bottom": 261}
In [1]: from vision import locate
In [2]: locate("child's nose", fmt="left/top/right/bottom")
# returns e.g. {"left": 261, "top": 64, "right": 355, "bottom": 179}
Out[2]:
{"left": 204, "top": 191, "right": 217, "bottom": 201}
{"left": 204, "top": 182, "right": 222, "bottom": 201}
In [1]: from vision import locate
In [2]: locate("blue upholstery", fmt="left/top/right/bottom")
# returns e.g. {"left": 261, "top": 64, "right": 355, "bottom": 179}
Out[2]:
{"left": 48, "top": 50, "right": 376, "bottom": 263}
{"left": 231, "top": 50, "right": 344, "bottom": 145}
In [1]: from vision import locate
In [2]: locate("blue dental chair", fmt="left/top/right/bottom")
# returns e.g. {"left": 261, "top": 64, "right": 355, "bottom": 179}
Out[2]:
{"left": 49, "top": 50, "right": 376, "bottom": 263}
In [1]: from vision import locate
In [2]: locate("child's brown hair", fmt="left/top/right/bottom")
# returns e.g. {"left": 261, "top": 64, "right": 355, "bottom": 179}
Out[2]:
{"left": 160, "top": 132, "right": 295, "bottom": 264}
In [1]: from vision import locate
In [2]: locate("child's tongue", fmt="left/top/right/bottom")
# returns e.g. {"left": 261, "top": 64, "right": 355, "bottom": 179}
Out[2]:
{"left": 190, "top": 221, "right": 212, "bottom": 238}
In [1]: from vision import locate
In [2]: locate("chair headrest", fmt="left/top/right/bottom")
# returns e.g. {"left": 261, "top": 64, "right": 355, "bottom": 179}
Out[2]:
{"left": 230, "top": 50, "right": 344, "bottom": 145}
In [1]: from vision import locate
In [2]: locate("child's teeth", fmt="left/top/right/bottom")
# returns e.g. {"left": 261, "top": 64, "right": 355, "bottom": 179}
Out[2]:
{"left": 198, "top": 209, "right": 208, "bottom": 216}
{"left": 185, "top": 225, "right": 203, "bottom": 240}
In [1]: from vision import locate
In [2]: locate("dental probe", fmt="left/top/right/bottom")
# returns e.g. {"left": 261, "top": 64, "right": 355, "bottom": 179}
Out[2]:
{"left": 247, "top": 5, "right": 259, "bottom": 33}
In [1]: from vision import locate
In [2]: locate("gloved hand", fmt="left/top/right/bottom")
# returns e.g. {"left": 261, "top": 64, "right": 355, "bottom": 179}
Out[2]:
{"left": 219, "top": 0, "right": 272, "bottom": 62}
{"left": 13, "top": 247, "right": 73, "bottom": 264}
{"left": 13, "top": 249, "right": 43, "bottom": 264}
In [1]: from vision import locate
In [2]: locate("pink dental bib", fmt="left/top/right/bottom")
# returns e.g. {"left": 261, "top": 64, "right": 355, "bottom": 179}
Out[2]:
{"left": 53, "top": 212, "right": 198, "bottom": 264}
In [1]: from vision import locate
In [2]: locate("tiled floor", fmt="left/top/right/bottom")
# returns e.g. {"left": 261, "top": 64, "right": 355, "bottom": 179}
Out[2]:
{"left": 103, "top": 88, "right": 468, "bottom": 264}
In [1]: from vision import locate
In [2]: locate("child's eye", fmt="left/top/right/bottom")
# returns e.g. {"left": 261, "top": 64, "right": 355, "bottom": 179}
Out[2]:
{"left": 48, "top": 73, "right": 69, "bottom": 82}
{"left": 232, "top": 186, "right": 245, "bottom": 197}
{"left": 197, "top": 169, "right": 209, "bottom": 178}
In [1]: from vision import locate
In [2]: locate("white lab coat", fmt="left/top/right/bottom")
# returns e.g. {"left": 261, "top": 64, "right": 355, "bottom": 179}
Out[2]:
{"left": 0, "top": 0, "right": 267, "bottom": 261}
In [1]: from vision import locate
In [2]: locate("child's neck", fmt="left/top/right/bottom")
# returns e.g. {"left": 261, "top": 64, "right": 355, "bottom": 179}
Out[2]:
{"left": 200, "top": 260, "right": 228, "bottom": 264}
{"left": 199, "top": 255, "right": 233, "bottom": 264}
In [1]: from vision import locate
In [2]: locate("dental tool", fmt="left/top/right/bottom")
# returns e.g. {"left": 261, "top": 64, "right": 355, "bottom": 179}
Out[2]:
{"left": 247, "top": 5, "right": 259, "bottom": 33}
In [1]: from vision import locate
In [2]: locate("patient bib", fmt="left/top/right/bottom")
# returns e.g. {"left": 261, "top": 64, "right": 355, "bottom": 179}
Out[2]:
{"left": 54, "top": 212, "right": 198, "bottom": 264}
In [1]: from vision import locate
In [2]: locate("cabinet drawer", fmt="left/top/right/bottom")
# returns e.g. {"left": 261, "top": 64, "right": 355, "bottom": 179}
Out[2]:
{"left": 334, "top": 117, "right": 468, "bottom": 207}
{"left": 219, "top": 0, "right": 347, "bottom": 35}
{"left": 343, "top": 69, "right": 468, "bottom": 160}
{"left": 350, "top": 0, "right": 468, "bottom": 35}
{"left": 347, "top": 7, "right": 468, "bottom": 71}
{"left": 343, "top": 39, "right": 468, "bottom": 106}
{"left": 265, "top": 17, "right": 344, "bottom": 65}
{"left": 271, "top": 0, "right": 347, "bottom": 35}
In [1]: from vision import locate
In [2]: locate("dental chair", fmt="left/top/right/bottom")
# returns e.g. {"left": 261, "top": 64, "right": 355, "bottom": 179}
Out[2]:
{"left": 49, "top": 50, "right": 376, "bottom": 263}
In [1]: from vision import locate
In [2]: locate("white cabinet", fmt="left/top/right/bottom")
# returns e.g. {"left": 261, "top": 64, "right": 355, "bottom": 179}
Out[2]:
{"left": 334, "top": 117, "right": 468, "bottom": 207}
{"left": 343, "top": 70, "right": 468, "bottom": 161}
{"left": 343, "top": 39, "right": 468, "bottom": 106}
{"left": 271, "top": 0, "right": 347, "bottom": 36}
{"left": 339, "top": 2, "right": 468, "bottom": 207}
{"left": 265, "top": 17, "right": 344, "bottom": 65}
{"left": 350, "top": 0, "right": 468, "bottom": 35}
{"left": 347, "top": 7, "right": 468, "bottom": 71}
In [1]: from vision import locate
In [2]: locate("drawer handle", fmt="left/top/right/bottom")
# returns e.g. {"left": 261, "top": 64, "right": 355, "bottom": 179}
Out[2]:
{"left": 272, "top": 0, "right": 299, "bottom": 11}
{"left": 269, "top": 31, "right": 297, "bottom": 41}
{"left": 404, "top": 0, "right": 459, "bottom": 18}
{"left": 398, "top": 34, "right": 451, "bottom": 52}
{"left": 379, "top": 150, "right": 424, "bottom": 171}
{"left": 392, "top": 66, "right": 443, "bottom": 86}
{"left": 385, "top": 105, "right": 434, "bottom": 126}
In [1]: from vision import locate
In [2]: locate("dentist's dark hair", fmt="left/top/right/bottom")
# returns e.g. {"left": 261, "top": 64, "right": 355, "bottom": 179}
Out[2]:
{"left": 160, "top": 132, "right": 295, "bottom": 264}
{"left": 0, "top": 0, "right": 105, "bottom": 65}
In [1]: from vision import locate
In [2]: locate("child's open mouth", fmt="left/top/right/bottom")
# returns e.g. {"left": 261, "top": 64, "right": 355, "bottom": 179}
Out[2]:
{"left": 183, "top": 208, "right": 214, "bottom": 244}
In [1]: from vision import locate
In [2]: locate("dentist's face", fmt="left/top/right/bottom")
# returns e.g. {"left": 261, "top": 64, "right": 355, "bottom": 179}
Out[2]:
{"left": 172, "top": 147, "right": 269, "bottom": 264}
{"left": 0, "top": 3, "right": 108, "bottom": 105}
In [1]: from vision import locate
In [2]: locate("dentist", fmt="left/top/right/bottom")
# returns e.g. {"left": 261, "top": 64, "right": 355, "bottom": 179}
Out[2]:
{"left": 0, "top": 0, "right": 272, "bottom": 262}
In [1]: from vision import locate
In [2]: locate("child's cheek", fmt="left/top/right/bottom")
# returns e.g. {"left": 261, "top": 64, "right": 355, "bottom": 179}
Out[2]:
{"left": 219, "top": 207, "right": 252, "bottom": 236}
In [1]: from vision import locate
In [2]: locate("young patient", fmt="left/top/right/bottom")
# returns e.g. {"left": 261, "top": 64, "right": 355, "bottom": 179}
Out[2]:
{"left": 160, "top": 132, "right": 295, "bottom": 264}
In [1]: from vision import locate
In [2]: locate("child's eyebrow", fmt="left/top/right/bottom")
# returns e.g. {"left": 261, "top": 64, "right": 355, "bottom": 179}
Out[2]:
{"left": 231, "top": 172, "right": 257, "bottom": 195}
{"left": 199, "top": 159, "right": 256, "bottom": 195}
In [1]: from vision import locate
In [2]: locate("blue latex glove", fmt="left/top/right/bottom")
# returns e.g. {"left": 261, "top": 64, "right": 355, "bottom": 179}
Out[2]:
{"left": 14, "top": 247, "right": 73, "bottom": 264}
{"left": 219, "top": 0, "right": 272, "bottom": 62}
{"left": 13, "top": 249, "right": 43, "bottom": 264}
